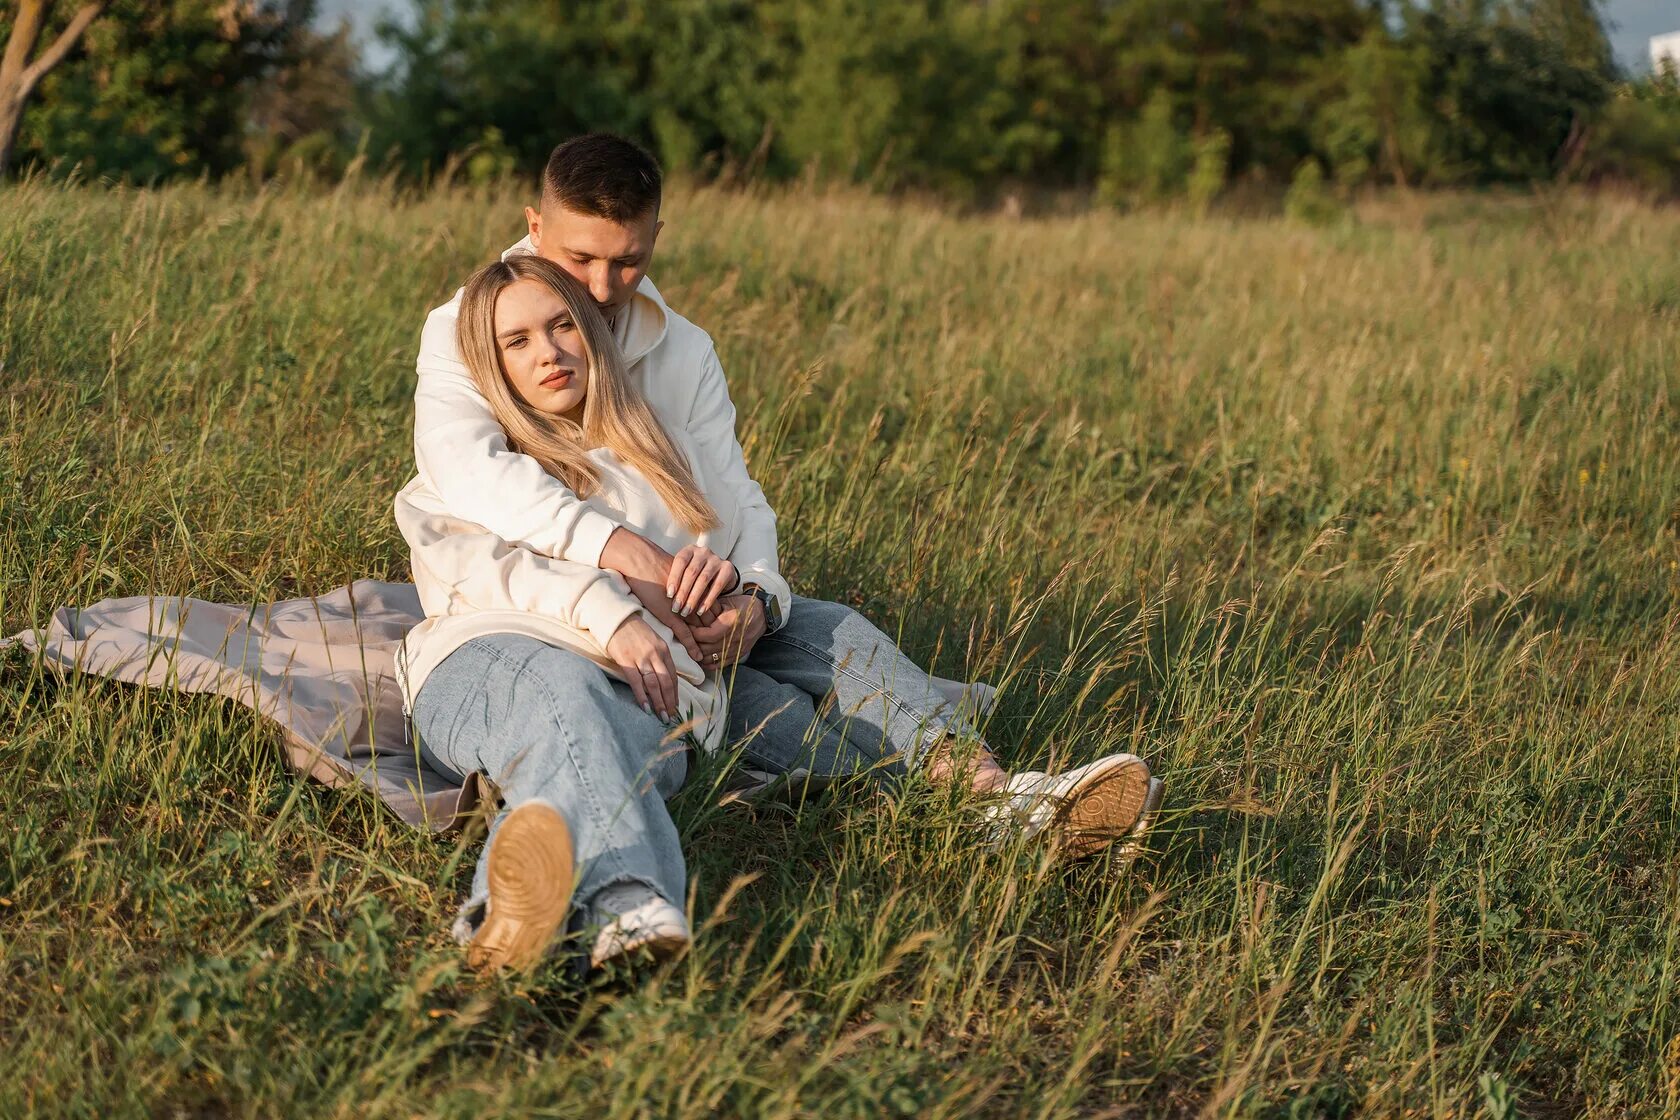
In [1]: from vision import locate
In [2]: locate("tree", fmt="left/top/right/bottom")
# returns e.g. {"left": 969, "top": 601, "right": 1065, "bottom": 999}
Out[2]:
{"left": 14, "top": 0, "right": 304, "bottom": 182}
{"left": 244, "top": 9, "right": 360, "bottom": 179}
{"left": 1314, "top": 27, "right": 1438, "bottom": 188}
{"left": 1401, "top": 0, "right": 1612, "bottom": 183}
{"left": 0, "top": 0, "right": 106, "bottom": 178}
{"left": 365, "top": 0, "right": 646, "bottom": 182}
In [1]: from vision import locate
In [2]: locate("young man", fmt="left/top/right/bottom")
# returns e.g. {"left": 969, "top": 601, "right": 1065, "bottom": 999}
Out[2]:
{"left": 410, "top": 134, "right": 1163, "bottom": 962}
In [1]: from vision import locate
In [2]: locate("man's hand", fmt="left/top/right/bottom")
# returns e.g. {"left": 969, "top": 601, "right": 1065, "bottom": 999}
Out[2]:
{"left": 604, "top": 615, "right": 679, "bottom": 719}
{"left": 599, "top": 527, "right": 704, "bottom": 662}
{"left": 689, "top": 594, "right": 767, "bottom": 670}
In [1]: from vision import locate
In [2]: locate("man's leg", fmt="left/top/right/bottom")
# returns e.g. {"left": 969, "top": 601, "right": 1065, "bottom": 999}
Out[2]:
{"left": 740, "top": 597, "right": 1159, "bottom": 856}
{"left": 723, "top": 662, "right": 901, "bottom": 782}
{"left": 740, "top": 596, "right": 990, "bottom": 778}
{"left": 411, "top": 634, "right": 689, "bottom": 967}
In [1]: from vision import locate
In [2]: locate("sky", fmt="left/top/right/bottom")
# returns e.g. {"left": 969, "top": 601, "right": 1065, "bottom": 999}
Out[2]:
{"left": 1607, "top": 0, "right": 1680, "bottom": 71}
{"left": 314, "top": 0, "right": 403, "bottom": 73}
{"left": 313, "top": 0, "right": 1680, "bottom": 76}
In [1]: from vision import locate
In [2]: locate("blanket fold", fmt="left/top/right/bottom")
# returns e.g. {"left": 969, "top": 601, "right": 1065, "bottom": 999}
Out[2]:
{"left": 2, "top": 580, "right": 485, "bottom": 831}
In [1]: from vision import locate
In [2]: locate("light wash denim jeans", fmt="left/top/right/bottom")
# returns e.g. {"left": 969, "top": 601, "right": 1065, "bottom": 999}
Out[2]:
{"left": 724, "top": 596, "right": 984, "bottom": 783}
{"left": 411, "top": 634, "right": 689, "bottom": 942}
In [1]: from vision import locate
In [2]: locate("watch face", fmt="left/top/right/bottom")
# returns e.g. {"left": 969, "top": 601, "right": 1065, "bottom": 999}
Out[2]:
{"left": 755, "top": 588, "right": 780, "bottom": 629}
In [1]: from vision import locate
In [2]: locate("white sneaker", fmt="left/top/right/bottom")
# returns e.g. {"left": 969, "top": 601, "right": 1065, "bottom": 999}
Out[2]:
{"left": 989, "top": 753, "right": 1157, "bottom": 858}
{"left": 717, "top": 766, "right": 798, "bottom": 806}
{"left": 588, "top": 883, "right": 691, "bottom": 968}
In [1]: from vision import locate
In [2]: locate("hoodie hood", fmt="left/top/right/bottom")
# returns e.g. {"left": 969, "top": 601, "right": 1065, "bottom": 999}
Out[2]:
{"left": 500, "top": 236, "right": 669, "bottom": 366}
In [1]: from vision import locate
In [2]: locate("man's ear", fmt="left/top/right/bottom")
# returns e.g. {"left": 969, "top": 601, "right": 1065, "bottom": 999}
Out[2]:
{"left": 524, "top": 205, "right": 542, "bottom": 249}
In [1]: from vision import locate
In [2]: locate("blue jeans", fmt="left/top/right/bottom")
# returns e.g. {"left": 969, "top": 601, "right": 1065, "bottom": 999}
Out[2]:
{"left": 723, "top": 596, "right": 983, "bottom": 782}
{"left": 411, "top": 634, "right": 688, "bottom": 940}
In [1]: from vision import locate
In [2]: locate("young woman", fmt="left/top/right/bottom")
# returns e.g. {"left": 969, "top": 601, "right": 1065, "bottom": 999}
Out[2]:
{"left": 397, "top": 255, "right": 1160, "bottom": 974}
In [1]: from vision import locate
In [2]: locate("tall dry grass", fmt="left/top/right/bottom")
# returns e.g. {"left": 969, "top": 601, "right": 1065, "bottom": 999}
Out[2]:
{"left": 2, "top": 175, "right": 1678, "bottom": 1117}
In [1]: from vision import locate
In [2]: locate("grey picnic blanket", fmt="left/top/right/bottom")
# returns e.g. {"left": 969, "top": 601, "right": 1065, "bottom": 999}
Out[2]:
{"left": 2, "top": 580, "right": 487, "bottom": 831}
{"left": 2, "top": 580, "right": 994, "bottom": 833}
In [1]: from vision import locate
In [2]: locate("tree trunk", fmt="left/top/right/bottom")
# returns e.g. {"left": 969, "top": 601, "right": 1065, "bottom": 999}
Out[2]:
{"left": 0, "top": 90, "right": 26, "bottom": 180}
{"left": 0, "top": 0, "right": 108, "bottom": 180}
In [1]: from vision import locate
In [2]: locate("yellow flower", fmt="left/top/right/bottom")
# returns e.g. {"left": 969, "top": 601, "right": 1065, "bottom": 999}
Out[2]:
{"left": 1578, "top": 469, "right": 1590, "bottom": 487}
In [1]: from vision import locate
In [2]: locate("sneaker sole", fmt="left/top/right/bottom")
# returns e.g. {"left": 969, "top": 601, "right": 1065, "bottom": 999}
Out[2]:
{"left": 1056, "top": 757, "right": 1153, "bottom": 858}
{"left": 1113, "top": 777, "right": 1166, "bottom": 862}
{"left": 468, "top": 802, "right": 575, "bottom": 972}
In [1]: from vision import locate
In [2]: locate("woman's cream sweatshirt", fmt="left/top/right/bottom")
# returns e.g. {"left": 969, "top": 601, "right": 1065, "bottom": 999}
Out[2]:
{"left": 394, "top": 422, "right": 748, "bottom": 753}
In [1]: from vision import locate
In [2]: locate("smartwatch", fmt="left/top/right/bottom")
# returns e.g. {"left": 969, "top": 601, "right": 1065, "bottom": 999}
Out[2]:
{"left": 740, "top": 583, "right": 784, "bottom": 634}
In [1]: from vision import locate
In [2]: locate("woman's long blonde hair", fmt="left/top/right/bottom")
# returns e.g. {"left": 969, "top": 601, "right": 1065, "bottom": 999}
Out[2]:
{"left": 456, "top": 255, "right": 718, "bottom": 535}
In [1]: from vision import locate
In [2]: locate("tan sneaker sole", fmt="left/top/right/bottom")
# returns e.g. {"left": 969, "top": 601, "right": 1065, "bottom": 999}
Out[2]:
{"left": 1056, "top": 757, "right": 1153, "bottom": 858}
{"left": 467, "top": 802, "right": 575, "bottom": 973}
{"left": 1113, "top": 777, "right": 1166, "bottom": 862}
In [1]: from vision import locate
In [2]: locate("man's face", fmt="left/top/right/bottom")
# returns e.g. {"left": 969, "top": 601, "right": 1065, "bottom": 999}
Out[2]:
{"left": 525, "top": 203, "right": 661, "bottom": 325}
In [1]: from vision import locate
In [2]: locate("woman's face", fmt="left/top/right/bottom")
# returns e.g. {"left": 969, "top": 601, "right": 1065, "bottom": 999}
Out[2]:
{"left": 493, "top": 278, "right": 590, "bottom": 417}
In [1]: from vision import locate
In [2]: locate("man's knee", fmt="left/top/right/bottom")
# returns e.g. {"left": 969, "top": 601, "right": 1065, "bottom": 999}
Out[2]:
{"left": 781, "top": 596, "right": 883, "bottom": 647}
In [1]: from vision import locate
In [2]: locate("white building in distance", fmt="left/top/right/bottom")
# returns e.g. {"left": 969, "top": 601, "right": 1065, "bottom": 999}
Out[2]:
{"left": 1654, "top": 31, "right": 1680, "bottom": 77}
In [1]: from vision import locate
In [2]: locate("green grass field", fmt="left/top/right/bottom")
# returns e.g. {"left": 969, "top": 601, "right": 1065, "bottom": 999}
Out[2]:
{"left": 2, "top": 177, "right": 1678, "bottom": 1118}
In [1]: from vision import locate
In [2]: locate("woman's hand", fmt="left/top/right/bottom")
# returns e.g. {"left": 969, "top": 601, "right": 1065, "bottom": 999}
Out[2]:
{"left": 665, "top": 545, "right": 737, "bottom": 620}
{"left": 605, "top": 616, "right": 680, "bottom": 719}
{"left": 600, "top": 527, "right": 704, "bottom": 663}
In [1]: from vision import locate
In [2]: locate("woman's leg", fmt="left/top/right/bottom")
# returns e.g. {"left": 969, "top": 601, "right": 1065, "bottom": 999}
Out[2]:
{"left": 411, "top": 634, "right": 688, "bottom": 957}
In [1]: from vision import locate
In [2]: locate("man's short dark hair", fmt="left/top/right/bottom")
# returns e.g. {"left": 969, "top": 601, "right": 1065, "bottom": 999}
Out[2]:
{"left": 541, "top": 133, "right": 662, "bottom": 222}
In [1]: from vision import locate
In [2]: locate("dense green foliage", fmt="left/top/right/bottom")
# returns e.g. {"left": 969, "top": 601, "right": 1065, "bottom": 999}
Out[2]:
{"left": 357, "top": 0, "right": 1676, "bottom": 198}
{"left": 3, "top": 179, "right": 1679, "bottom": 1116}
{"left": 5, "top": 0, "right": 322, "bottom": 181}
{"left": 1579, "top": 72, "right": 1680, "bottom": 192}
{"left": 8, "top": 0, "right": 1680, "bottom": 199}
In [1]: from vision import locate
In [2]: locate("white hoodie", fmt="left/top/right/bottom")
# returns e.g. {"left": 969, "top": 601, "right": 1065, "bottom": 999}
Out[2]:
{"left": 411, "top": 237, "right": 791, "bottom": 618}
{"left": 394, "top": 407, "right": 755, "bottom": 752}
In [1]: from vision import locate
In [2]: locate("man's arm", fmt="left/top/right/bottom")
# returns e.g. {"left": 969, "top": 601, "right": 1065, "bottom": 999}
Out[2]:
{"left": 688, "top": 344, "right": 792, "bottom": 620}
{"left": 395, "top": 481, "right": 641, "bottom": 649}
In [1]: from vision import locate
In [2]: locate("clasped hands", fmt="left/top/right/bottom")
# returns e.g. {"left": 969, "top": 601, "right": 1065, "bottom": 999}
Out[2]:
{"left": 600, "top": 528, "right": 765, "bottom": 718}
